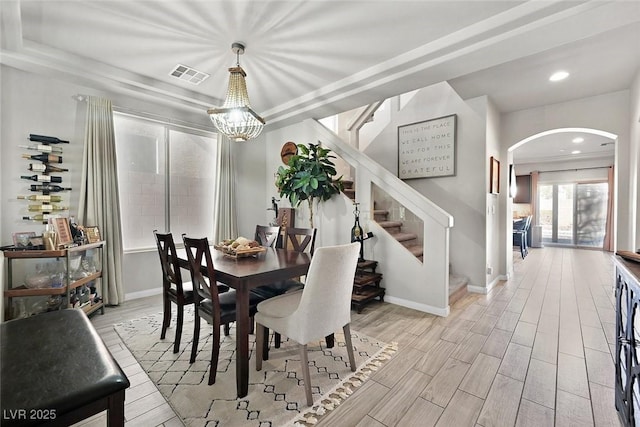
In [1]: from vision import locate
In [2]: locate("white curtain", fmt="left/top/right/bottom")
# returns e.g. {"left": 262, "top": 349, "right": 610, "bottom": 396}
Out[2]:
{"left": 603, "top": 166, "right": 614, "bottom": 252}
{"left": 78, "top": 96, "right": 124, "bottom": 305}
{"left": 213, "top": 136, "right": 238, "bottom": 242}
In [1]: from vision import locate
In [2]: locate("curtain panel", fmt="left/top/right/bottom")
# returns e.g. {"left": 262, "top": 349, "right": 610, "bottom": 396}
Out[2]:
{"left": 603, "top": 166, "right": 614, "bottom": 252}
{"left": 213, "top": 136, "right": 238, "bottom": 243}
{"left": 78, "top": 96, "right": 124, "bottom": 305}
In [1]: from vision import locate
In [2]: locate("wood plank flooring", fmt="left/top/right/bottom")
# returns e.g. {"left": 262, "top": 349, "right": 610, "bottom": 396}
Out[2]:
{"left": 76, "top": 247, "right": 622, "bottom": 426}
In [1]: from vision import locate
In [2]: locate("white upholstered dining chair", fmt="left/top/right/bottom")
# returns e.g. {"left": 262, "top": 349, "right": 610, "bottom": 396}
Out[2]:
{"left": 255, "top": 242, "right": 360, "bottom": 406}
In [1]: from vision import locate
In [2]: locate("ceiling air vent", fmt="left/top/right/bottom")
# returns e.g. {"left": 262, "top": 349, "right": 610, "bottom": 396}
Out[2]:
{"left": 169, "top": 64, "right": 210, "bottom": 85}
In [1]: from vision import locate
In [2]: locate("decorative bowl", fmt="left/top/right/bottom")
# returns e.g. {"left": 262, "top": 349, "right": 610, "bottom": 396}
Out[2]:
{"left": 25, "top": 274, "right": 51, "bottom": 289}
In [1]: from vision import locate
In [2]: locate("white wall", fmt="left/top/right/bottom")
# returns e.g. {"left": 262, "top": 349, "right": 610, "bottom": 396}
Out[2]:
{"left": 364, "top": 82, "right": 488, "bottom": 288}
{"left": 484, "top": 98, "right": 503, "bottom": 287}
{"left": 501, "top": 90, "right": 632, "bottom": 251}
{"left": 248, "top": 122, "right": 355, "bottom": 249}
{"left": 630, "top": 70, "right": 640, "bottom": 250}
{"left": 0, "top": 66, "right": 214, "bottom": 298}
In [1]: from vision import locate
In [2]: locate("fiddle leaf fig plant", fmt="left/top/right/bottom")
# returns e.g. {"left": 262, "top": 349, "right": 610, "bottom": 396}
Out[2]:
{"left": 275, "top": 142, "right": 344, "bottom": 228}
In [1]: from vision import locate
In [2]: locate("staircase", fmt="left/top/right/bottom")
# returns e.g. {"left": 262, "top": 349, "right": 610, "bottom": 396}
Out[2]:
{"left": 341, "top": 177, "right": 467, "bottom": 306}
{"left": 373, "top": 209, "right": 423, "bottom": 261}
{"left": 342, "top": 179, "right": 424, "bottom": 262}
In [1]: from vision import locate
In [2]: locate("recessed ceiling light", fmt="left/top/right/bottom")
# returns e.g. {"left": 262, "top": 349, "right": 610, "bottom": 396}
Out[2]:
{"left": 572, "top": 137, "right": 584, "bottom": 143}
{"left": 549, "top": 71, "right": 569, "bottom": 82}
{"left": 571, "top": 150, "right": 581, "bottom": 154}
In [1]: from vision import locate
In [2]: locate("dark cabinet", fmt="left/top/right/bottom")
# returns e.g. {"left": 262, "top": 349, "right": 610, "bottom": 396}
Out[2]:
{"left": 614, "top": 255, "right": 640, "bottom": 426}
{"left": 514, "top": 175, "right": 531, "bottom": 204}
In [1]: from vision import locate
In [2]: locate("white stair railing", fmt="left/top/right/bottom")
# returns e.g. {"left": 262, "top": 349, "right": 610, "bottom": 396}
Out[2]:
{"left": 308, "top": 118, "right": 454, "bottom": 316}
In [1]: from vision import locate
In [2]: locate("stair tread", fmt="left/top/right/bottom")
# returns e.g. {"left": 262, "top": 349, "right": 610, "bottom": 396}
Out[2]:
{"left": 407, "top": 245, "right": 423, "bottom": 257}
{"left": 378, "top": 220, "right": 403, "bottom": 228}
{"left": 391, "top": 232, "right": 418, "bottom": 242}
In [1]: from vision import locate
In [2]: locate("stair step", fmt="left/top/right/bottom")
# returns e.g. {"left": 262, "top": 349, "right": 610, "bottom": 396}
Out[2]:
{"left": 391, "top": 232, "right": 418, "bottom": 245}
{"left": 343, "top": 188, "right": 355, "bottom": 199}
{"left": 379, "top": 220, "right": 403, "bottom": 234}
{"left": 342, "top": 179, "right": 354, "bottom": 189}
{"left": 378, "top": 220, "right": 403, "bottom": 228}
{"left": 449, "top": 274, "right": 468, "bottom": 305}
{"left": 407, "top": 245, "right": 423, "bottom": 258}
{"left": 373, "top": 210, "right": 389, "bottom": 221}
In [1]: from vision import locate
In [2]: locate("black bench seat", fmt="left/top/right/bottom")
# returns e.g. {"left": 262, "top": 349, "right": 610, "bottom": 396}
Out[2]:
{"left": 1, "top": 309, "right": 130, "bottom": 426}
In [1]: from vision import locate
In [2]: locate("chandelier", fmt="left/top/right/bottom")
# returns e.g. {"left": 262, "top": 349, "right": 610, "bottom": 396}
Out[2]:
{"left": 207, "top": 42, "right": 265, "bottom": 141}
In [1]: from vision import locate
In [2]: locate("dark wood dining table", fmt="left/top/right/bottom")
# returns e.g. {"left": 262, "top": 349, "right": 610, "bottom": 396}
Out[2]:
{"left": 176, "top": 246, "right": 311, "bottom": 398}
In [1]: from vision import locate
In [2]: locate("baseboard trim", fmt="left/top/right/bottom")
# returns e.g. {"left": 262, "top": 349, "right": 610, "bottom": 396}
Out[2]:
{"left": 467, "top": 284, "right": 488, "bottom": 294}
{"left": 125, "top": 288, "right": 162, "bottom": 301}
{"left": 384, "top": 295, "right": 450, "bottom": 317}
{"left": 468, "top": 275, "right": 507, "bottom": 295}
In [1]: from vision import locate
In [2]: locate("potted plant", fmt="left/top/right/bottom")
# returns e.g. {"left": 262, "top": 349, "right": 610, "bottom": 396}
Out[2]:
{"left": 275, "top": 142, "right": 344, "bottom": 228}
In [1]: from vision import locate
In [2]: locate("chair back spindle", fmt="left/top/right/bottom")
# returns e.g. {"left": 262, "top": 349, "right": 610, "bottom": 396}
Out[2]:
{"left": 255, "top": 225, "right": 281, "bottom": 248}
{"left": 182, "top": 236, "right": 222, "bottom": 318}
{"left": 154, "top": 230, "right": 185, "bottom": 293}
{"left": 283, "top": 227, "right": 317, "bottom": 255}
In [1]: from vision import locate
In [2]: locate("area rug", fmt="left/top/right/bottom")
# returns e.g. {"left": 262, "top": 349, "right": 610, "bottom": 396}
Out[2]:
{"left": 114, "top": 308, "right": 396, "bottom": 427}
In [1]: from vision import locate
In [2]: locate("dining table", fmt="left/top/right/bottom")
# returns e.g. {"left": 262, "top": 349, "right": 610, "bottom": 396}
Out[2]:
{"left": 175, "top": 246, "right": 311, "bottom": 398}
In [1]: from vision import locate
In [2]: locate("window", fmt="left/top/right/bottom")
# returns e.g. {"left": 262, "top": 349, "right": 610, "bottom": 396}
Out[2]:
{"left": 114, "top": 113, "right": 217, "bottom": 251}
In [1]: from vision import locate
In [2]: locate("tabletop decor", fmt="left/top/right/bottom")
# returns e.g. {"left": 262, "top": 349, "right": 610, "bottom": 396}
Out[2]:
{"left": 214, "top": 236, "right": 266, "bottom": 258}
{"left": 275, "top": 142, "right": 344, "bottom": 227}
{"left": 114, "top": 308, "right": 396, "bottom": 427}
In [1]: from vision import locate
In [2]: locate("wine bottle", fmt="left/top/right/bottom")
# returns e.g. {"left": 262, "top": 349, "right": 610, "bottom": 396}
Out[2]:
{"left": 18, "top": 194, "right": 63, "bottom": 202}
{"left": 21, "top": 175, "right": 63, "bottom": 183}
{"left": 22, "top": 153, "right": 63, "bottom": 163}
{"left": 29, "top": 184, "right": 72, "bottom": 192}
{"left": 29, "top": 134, "right": 69, "bottom": 144}
{"left": 28, "top": 204, "right": 68, "bottom": 212}
{"left": 23, "top": 214, "right": 55, "bottom": 221}
{"left": 28, "top": 163, "right": 68, "bottom": 173}
{"left": 19, "top": 144, "right": 63, "bottom": 153}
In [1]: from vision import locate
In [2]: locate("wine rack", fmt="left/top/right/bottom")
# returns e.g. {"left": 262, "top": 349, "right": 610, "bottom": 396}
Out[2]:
{"left": 19, "top": 134, "right": 71, "bottom": 224}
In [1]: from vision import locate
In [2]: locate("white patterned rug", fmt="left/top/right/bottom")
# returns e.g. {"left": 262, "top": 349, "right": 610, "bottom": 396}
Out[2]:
{"left": 114, "top": 308, "right": 396, "bottom": 427}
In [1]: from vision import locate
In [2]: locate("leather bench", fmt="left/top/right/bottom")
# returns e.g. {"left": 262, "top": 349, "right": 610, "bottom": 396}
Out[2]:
{"left": 1, "top": 309, "right": 130, "bottom": 426}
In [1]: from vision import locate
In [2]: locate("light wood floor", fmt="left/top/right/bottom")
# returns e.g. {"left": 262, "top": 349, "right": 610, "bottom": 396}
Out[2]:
{"left": 80, "top": 246, "right": 622, "bottom": 426}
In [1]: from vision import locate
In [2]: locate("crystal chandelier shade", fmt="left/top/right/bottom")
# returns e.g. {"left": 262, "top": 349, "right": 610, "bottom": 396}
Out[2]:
{"left": 207, "top": 43, "right": 265, "bottom": 141}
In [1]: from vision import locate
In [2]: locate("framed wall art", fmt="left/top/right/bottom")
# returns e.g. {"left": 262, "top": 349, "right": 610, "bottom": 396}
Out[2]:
{"left": 85, "top": 226, "right": 101, "bottom": 243}
{"left": 490, "top": 156, "right": 500, "bottom": 194}
{"left": 398, "top": 114, "right": 456, "bottom": 180}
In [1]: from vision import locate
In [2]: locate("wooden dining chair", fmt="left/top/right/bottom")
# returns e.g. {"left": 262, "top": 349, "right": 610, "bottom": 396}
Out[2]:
{"left": 252, "top": 227, "right": 317, "bottom": 300}
{"left": 182, "top": 235, "right": 263, "bottom": 385}
{"left": 255, "top": 242, "right": 360, "bottom": 406}
{"left": 255, "top": 225, "right": 281, "bottom": 248}
{"left": 154, "top": 230, "right": 194, "bottom": 354}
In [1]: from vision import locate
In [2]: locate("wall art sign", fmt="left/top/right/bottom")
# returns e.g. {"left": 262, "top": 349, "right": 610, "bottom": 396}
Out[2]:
{"left": 398, "top": 114, "right": 456, "bottom": 180}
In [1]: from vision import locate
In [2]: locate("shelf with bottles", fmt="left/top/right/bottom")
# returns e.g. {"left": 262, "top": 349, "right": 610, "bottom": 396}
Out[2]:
{"left": 19, "top": 134, "right": 71, "bottom": 223}
{"left": 2, "top": 241, "right": 105, "bottom": 320}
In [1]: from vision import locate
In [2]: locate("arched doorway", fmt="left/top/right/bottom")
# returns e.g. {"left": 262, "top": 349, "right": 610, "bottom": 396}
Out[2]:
{"left": 507, "top": 128, "right": 617, "bottom": 265}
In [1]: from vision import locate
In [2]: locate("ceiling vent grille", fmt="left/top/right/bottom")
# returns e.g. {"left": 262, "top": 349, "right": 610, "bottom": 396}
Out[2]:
{"left": 169, "top": 64, "right": 210, "bottom": 85}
